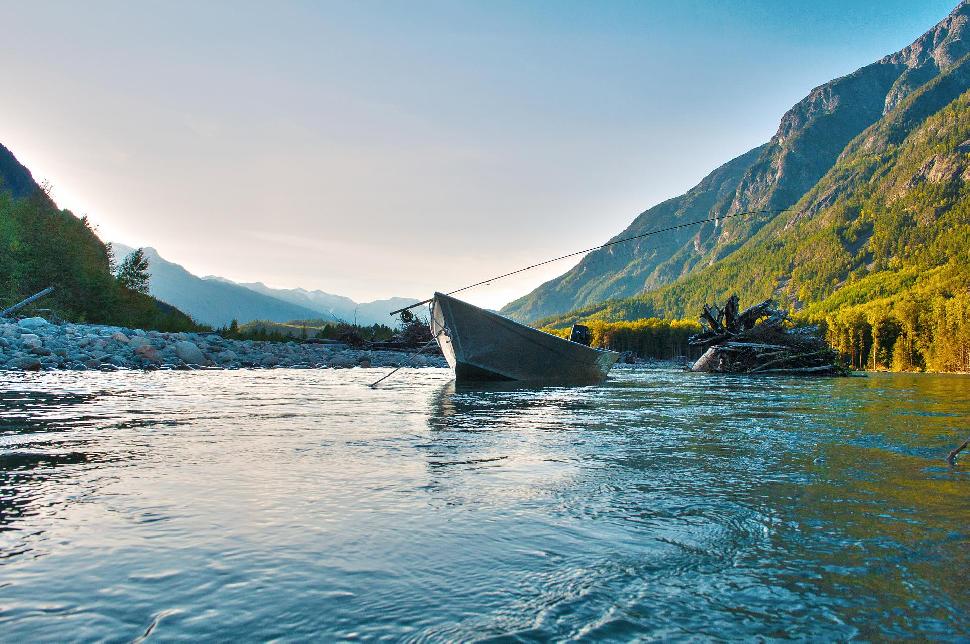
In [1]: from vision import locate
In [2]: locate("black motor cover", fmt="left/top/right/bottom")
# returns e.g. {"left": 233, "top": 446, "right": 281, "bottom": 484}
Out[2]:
{"left": 569, "top": 324, "right": 592, "bottom": 346}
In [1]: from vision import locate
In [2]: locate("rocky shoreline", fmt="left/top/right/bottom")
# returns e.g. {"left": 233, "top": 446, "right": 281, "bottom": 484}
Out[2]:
{"left": 0, "top": 317, "right": 447, "bottom": 372}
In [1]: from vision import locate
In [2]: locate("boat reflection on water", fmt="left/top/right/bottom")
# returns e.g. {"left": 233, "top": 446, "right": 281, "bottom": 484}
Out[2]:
{"left": 426, "top": 379, "right": 604, "bottom": 432}
{"left": 419, "top": 379, "right": 612, "bottom": 507}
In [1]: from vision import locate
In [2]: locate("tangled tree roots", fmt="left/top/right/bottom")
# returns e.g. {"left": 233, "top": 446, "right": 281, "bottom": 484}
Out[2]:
{"left": 689, "top": 295, "right": 849, "bottom": 376}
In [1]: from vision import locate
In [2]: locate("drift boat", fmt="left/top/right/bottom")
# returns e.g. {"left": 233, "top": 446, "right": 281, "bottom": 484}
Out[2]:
{"left": 430, "top": 292, "right": 620, "bottom": 384}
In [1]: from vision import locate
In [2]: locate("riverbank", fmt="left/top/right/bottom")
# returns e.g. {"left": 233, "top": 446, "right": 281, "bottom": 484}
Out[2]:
{"left": 0, "top": 317, "right": 447, "bottom": 371}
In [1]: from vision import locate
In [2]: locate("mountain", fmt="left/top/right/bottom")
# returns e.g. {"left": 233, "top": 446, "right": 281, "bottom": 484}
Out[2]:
{"left": 113, "top": 245, "right": 321, "bottom": 328}
{"left": 0, "top": 143, "right": 45, "bottom": 200}
{"left": 237, "top": 282, "right": 418, "bottom": 326}
{"left": 0, "top": 146, "right": 197, "bottom": 331}
{"left": 538, "top": 53, "right": 970, "bottom": 371}
{"left": 114, "top": 245, "right": 419, "bottom": 327}
{"left": 503, "top": 1, "right": 970, "bottom": 323}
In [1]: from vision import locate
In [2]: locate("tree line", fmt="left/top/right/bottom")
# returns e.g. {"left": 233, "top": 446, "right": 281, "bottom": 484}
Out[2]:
{"left": 544, "top": 317, "right": 702, "bottom": 360}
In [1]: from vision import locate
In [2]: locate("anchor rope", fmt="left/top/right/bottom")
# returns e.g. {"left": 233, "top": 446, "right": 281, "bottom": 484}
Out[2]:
{"left": 374, "top": 208, "right": 790, "bottom": 386}
{"left": 389, "top": 208, "right": 789, "bottom": 315}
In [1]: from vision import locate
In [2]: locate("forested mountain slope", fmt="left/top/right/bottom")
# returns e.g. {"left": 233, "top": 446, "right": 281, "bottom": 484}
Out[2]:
{"left": 0, "top": 147, "right": 198, "bottom": 330}
{"left": 542, "top": 74, "right": 970, "bottom": 371}
{"left": 503, "top": 1, "right": 970, "bottom": 322}
{"left": 0, "top": 143, "right": 45, "bottom": 201}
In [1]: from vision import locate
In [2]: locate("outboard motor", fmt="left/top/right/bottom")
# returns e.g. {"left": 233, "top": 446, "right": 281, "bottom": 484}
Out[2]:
{"left": 569, "top": 324, "right": 592, "bottom": 346}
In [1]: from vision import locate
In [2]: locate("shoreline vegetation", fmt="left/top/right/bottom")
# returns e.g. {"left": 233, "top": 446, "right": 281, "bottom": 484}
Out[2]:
{"left": 542, "top": 308, "right": 968, "bottom": 374}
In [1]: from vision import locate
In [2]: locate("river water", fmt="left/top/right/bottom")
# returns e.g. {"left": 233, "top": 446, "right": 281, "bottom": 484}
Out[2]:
{"left": 0, "top": 367, "right": 967, "bottom": 641}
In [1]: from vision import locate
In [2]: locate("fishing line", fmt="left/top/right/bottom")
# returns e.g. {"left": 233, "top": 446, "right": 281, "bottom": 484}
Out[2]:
{"left": 390, "top": 208, "right": 789, "bottom": 315}
{"left": 368, "top": 335, "right": 439, "bottom": 388}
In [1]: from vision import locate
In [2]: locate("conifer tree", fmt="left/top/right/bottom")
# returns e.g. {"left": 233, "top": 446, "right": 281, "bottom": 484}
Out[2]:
{"left": 117, "top": 248, "right": 151, "bottom": 294}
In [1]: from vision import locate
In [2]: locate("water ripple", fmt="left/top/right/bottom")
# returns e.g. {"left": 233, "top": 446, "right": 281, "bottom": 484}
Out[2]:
{"left": 0, "top": 367, "right": 967, "bottom": 640}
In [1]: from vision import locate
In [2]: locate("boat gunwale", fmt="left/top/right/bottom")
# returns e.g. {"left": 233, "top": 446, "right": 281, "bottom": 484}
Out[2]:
{"left": 433, "top": 292, "right": 620, "bottom": 364}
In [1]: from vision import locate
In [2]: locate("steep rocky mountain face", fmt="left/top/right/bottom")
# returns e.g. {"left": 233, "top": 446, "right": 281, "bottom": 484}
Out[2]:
{"left": 545, "top": 75, "right": 970, "bottom": 321}
{"left": 539, "top": 71, "right": 970, "bottom": 370}
{"left": 503, "top": 1, "right": 970, "bottom": 323}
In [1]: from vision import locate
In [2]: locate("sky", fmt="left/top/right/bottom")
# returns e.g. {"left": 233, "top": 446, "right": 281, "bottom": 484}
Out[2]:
{"left": 0, "top": 0, "right": 959, "bottom": 309}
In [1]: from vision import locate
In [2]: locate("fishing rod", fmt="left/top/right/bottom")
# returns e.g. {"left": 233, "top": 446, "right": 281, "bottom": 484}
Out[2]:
{"left": 389, "top": 208, "right": 789, "bottom": 315}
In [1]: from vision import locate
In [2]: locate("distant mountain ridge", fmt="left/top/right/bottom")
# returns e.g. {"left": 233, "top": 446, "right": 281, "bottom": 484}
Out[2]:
{"left": 113, "top": 244, "right": 321, "bottom": 327}
{"left": 114, "top": 244, "right": 417, "bottom": 327}
{"left": 502, "top": 0, "right": 970, "bottom": 322}
{"left": 237, "top": 281, "right": 417, "bottom": 327}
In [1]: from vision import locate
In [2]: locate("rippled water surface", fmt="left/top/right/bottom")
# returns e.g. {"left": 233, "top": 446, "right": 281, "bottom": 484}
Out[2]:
{"left": 1, "top": 367, "right": 968, "bottom": 641}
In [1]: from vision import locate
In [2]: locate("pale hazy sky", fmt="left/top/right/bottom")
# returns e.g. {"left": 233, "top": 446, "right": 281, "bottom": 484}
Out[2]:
{"left": 0, "top": 0, "right": 957, "bottom": 308}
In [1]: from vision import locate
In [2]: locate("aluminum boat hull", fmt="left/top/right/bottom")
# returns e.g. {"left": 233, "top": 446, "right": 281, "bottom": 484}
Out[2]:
{"left": 431, "top": 292, "right": 620, "bottom": 384}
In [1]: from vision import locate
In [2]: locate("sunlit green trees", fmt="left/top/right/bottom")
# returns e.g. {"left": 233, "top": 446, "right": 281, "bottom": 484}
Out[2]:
{"left": 116, "top": 248, "right": 151, "bottom": 294}
{"left": 0, "top": 188, "right": 198, "bottom": 331}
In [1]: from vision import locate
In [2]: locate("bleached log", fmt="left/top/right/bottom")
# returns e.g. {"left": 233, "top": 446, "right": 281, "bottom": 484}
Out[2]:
{"left": 749, "top": 350, "right": 831, "bottom": 373}
{"left": 1, "top": 287, "right": 55, "bottom": 318}
{"left": 689, "top": 294, "right": 846, "bottom": 376}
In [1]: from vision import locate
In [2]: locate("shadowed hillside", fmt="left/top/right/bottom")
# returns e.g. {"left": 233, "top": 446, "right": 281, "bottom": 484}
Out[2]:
{"left": 0, "top": 147, "right": 198, "bottom": 331}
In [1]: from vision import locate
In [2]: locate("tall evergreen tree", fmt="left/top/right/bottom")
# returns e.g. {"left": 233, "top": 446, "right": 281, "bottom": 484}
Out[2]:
{"left": 117, "top": 248, "right": 151, "bottom": 294}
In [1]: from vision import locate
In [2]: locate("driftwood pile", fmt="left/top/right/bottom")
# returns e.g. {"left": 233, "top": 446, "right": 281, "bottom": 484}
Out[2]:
{"left": 368, "top": 318, "right": 442, "bottom": 354}
{"left": 689, "top": 295, "right": 848, "bottom": 376}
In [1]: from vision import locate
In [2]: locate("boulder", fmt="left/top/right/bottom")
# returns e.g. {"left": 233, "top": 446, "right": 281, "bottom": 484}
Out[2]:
{"left": 111, "top": 332, "right": 130, "bottom": 344}
{"left": 128, "top": 336, "right": 152, "bottom": 349}
{"left": 135, "top": 345, "right": 161, "bottom": 362}
{"left": 175, "top": 341, "right": 206, "bottom": 365}
{"left": 13, "top": 356, "right": 42, "bottom": 371}
{"left": 20, "top": 334, "right": 42, "bottom": 349}
{"left": 18, "top": 317, "right": 49, "bottom": 330}
{"left": 329, "top": 352, "right": 357, "bottom": 368}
